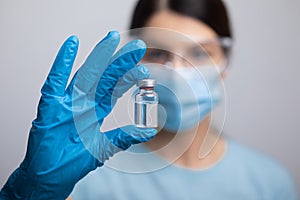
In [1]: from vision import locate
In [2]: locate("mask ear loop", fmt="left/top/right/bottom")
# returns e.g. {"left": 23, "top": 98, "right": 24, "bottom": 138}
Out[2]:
{"left": 218, "top": 60, "right": 228, "bottom": 77}
{"left": 197, "top": 63, "right": 227, "bottom": 160}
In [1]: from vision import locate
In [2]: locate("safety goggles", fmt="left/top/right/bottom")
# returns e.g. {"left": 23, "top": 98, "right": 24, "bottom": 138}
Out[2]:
{"left": 142, "top": 37, "right": 233, "bottom": 68}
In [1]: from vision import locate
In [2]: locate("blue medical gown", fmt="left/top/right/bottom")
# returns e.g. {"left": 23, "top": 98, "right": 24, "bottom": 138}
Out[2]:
{"left": 70, "top": 139, "right": 298, "bottom": 200}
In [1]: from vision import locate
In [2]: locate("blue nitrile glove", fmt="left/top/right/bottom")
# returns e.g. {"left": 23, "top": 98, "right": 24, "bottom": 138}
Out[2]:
{"left": 0, "top": 31, "right": 156, "bottom": 200}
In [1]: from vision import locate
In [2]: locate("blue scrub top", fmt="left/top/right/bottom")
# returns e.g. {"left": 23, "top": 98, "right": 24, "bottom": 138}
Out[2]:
{"left": 71, "top": 139, "right": 298, "bottom": 200}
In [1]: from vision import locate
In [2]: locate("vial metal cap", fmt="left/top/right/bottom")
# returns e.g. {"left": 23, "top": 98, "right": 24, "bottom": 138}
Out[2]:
{"left": 137, "top": 79, "right": 157, "bottom": 88}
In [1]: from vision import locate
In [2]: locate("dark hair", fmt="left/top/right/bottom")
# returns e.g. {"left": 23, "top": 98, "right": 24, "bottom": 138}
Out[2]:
{"left": 130, "top": 0, "right": 233, "bottom": 39}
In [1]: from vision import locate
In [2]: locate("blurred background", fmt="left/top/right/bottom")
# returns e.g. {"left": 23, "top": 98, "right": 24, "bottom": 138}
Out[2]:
{"left": 0, "top": 0, "right": 299, "bottom": 194}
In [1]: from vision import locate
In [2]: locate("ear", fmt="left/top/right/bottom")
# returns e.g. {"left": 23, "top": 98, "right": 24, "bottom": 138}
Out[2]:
{"left": 220, "top": 69, "right": 228, "bottom": 79}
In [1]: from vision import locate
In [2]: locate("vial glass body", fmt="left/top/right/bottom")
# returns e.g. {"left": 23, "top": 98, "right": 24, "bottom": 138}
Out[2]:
{"left": 134, "top": 87, "right": 158, "bottom": 128}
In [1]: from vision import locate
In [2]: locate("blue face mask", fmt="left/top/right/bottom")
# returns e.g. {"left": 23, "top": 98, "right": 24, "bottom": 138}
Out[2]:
{"left": 150, "top": 65, "right": 223, "bottom": 133}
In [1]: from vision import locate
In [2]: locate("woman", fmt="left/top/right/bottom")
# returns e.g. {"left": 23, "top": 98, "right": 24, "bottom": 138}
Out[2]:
{"left": 0, "top": 0, "right": 297, "bottom": 199}
{"left": 70, "top": 0, "right": 297, "bottom": 199}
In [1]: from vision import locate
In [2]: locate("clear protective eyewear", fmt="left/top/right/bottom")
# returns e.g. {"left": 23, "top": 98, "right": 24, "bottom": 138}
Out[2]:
{"left": 142, "top": 37, "right": 233, "bottom": 70}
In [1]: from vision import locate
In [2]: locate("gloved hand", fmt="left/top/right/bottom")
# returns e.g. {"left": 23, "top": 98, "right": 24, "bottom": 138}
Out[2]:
{"left": 0, "top": 31, "right": 156, "bottom": 200}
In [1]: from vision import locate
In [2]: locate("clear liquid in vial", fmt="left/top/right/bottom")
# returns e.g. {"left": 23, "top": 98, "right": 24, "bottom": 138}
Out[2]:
{"left": 134, "top": 102, "right": 158, "bottom": 128}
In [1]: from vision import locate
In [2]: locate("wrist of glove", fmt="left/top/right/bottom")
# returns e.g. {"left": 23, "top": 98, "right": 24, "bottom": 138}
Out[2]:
{"left": 1, "top": 167, "right": 38, "bottom": 199}
{"left": 1, "top": 153, "right": 101, "bottom": 200}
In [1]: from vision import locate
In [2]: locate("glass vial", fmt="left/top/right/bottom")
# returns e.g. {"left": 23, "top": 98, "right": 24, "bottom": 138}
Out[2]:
{"left": 134, "top": 79, "right": 158, "bottom": 128}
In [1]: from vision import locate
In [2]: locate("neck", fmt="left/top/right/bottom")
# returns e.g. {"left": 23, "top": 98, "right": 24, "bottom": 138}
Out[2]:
{"left": 144, "top": 116, "right": 226, "bottom": 169}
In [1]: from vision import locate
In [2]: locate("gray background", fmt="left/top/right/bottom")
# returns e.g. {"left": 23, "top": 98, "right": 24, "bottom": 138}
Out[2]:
{"left": 0, "top": 0, "right": 299, "bottom": 194}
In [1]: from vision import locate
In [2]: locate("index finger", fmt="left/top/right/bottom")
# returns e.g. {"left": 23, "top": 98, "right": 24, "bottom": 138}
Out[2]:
{"left": 41, "top": 35, "right": 79, "bottom": 96}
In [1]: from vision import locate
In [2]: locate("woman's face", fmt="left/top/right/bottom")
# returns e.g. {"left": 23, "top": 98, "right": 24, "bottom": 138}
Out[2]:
{"left": 142, "top": 10, "right": 226, "bottom": 68}
{"left": 132, "top": 11, "right": 225, "bottom": 134}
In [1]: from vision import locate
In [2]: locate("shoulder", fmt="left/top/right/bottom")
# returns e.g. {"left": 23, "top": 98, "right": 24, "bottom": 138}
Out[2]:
{"left": 226, "top": 139, "right": 298, "bottom": 199}
{"left": 227, "top": 139, "right": 288, "bottom": 174}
